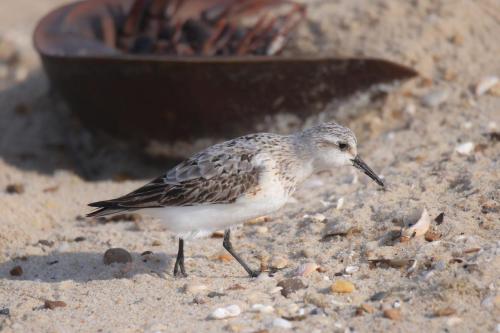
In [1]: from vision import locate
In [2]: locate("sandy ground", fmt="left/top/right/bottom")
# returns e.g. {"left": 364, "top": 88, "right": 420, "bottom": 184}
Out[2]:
{"left": 0, "top": 0, "right": 499, "bottom": 332}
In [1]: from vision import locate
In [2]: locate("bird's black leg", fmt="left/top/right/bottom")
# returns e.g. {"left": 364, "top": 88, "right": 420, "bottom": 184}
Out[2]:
{"left": 173, "top": 238, "right": 187, "bottom": 277}
{"left": 223, "top": 229, "right": 260, "bottom": 277}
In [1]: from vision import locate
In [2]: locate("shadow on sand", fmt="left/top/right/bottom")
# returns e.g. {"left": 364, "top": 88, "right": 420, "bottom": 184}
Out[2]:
{"left": 0, "top": 251, "right": 171, "bottom": 282}
{"left": 0, "top": 70, "right": 179, "bottom": 181}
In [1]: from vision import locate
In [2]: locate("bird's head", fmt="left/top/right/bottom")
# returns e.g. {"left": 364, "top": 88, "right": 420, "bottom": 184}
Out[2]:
{"left": 299, "top": 122, "right": 384, "bottom": 187}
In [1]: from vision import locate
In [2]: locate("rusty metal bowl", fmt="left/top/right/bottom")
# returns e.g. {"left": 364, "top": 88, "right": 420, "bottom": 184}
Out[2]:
{"left": 34, "top": 0, "right": 417, "bottom": 141}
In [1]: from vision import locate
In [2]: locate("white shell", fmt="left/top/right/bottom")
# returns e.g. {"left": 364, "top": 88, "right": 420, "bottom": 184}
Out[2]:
{"left": 294, "top": 263, "right": 319, "bottom": 277}
{"left": 344, "top": 265, "right": 359, "bottom": 274}
{"left": 209, "top": 305, "right": 241, "bottom": 319}
{"left": 272, "top": 318, "right": 293, "bottom": 329}
{"left": 475, "top": 76, "right": 499, "bottom": 96}
{"left": 455, "top": 142, "right": 475, "bottom": 155}
{"left": 401, "top": 208, "right": 431, "bottom": 238}
{"left": 251, "top": 304, "right": 275, "bottom": 314}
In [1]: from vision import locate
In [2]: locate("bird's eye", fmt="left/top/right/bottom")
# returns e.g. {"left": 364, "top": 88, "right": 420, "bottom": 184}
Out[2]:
{"left": 338, "top": 142, "right": 348, "bottom": 151}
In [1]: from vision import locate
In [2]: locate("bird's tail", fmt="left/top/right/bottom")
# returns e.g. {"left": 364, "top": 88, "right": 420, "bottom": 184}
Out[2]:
{"left": 86, "top": 200, "right": 133, "bottom": 218}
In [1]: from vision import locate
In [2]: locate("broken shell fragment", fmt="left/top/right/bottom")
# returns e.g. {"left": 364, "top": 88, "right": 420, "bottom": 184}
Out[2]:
{"left": 245, "top": 216, "right": 271, "bottom": 225}
{"left": 434, "top": 307, "right": 456, "bottom": 317}
{"left": 293, "top": 263, "right": 320, "bottom": 277}
{"left": 400, "top": 208, "right": 430, "bottom": 241}
{"left": 209, "top": 305, "right": 241, "bottom": 319}
{"left": 475, "top": 76, "right": 499, "bottom": 96}
{"left": 455, "top": 142, "right": 475, "bottom": 155}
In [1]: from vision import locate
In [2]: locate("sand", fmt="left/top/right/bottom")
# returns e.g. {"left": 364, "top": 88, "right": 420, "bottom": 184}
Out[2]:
{"left": 0, "top": 0, "right": 499, "bottom": 332}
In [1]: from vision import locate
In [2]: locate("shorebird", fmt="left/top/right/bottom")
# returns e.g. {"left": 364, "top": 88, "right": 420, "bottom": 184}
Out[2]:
{"left": 87, "top": 122, "right": 384, "bottom": 277}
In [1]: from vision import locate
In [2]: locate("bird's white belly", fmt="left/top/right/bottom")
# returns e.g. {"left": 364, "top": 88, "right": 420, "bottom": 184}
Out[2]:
{"left": 142, "top": 177, "right": 289, "bottom": 238}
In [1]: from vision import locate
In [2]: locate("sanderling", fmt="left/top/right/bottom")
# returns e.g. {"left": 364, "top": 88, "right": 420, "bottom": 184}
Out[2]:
{"left": 88, "top": 122, "right": 384, "bottom": 277}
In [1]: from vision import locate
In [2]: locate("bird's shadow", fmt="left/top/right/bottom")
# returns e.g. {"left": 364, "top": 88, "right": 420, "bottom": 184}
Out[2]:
{"left": 0, "top": 251, "right": 171, "bottom": 283}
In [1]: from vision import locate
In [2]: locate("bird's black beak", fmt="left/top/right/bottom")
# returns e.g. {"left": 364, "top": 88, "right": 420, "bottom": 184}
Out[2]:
{"left": 351, "top": 155, "right": 385, "bottom": 187}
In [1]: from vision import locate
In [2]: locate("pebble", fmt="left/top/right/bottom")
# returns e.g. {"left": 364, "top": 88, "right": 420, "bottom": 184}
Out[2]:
{"left": 294, "top": 263, "right": 319, "bottom": 277}
{"left": 383, "top": 309, "right": 401, "bottom": 320}
{"left": 209, "top": 305, "right": 241, "bottom": 319}
{"left": 256, "top": 226, "right": 268, "bottom": 234}
{"left": 211, "top": 230, "right": 224, "bottom": 238}
{"left": 269, "top": 256, "right": 289, "bottom": 270}
{"left": 421, "top": 89, "right": 449, "bottom": 107}
{"left": 5, "top": 183, "right": 24, "bottom": 194}
{"left": 370, "top": 291, "right": 388, "bottom": 301}
{"left": 103, "top": 248, "right": 132, "bottom": 265}
{"left": 455, "top": 142, "right": 475, "bottom": 155}
{"left": 0, "top": 308, "right": 9, "bottom": 315}
{"left": 475, "top": 76, "right": 499, "bottom": 96}
{"left": 277, "top": 279, "right": 307, "bottom": 297}
{"left": 434, "top": 212, "right": 445, "bottom": 225}
{"left": 330, "top": 280, "right": 355, "bottom": 293}
{"left": 74, "top": 236, "right": 86, "bottom": 242}
{"left": 184, "top": 283, "right": 208, "bottom": 294}
{"left": 424, "top": 229, "right": 441, "bottom": 242}
{"left": 9, "top": 265, "right": 23, "bottom": 276}
{"left": 272, "top": 318, "right": 293, "bottom": 329}
{"left": 355, "top": 303, "right": 375, "bottom": 315}
{"left": 44, "top": 300, "right": 67, "bottom": 310}
{"left": 208, "top": 292, "right": 226, "bottom": 298}
{"left": 251, "top": 304, "right": 275, "bottom": 314}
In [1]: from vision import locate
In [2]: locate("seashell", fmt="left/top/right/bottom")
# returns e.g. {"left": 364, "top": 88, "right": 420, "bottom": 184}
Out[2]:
{"left": 293, "top": 263, "right": 320, "bottom": 277}
{"left": 251, "top": 304, "right": 275, "bottom": 314}
{"left": 475, "top": 76, "right": 499, "bottom": 96}
{"left": 455, "top": 142, "right": 475, "bottom": 155}
{"left": 209, "top": 305, "right": 241, "bottom": 319}
{"left": 344, "top": 265, "right": 359, "bottom": 274}
{"left": 400, "top": 208, "right": 430, "bottom": 241}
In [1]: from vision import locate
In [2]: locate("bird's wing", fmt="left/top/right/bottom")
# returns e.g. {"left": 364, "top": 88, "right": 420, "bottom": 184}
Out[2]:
{"left": 87, "top": 140, "right": 262, "bottom": 215}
